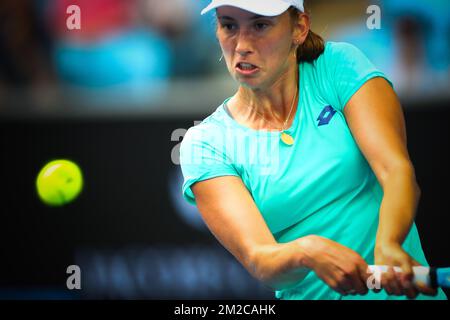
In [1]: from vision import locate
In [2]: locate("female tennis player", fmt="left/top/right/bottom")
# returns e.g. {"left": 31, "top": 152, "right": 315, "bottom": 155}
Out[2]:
{"left": 179, "top": 0, "right": 447, "bottom": 300}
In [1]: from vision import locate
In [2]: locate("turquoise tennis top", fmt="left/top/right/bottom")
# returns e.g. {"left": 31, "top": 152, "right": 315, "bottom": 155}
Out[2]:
{"left": 179, "top": 42, "right": 447, "bottom": 300}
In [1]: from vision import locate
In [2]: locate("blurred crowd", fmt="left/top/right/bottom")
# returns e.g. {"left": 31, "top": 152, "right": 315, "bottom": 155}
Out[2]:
{"left": 330, "top": 0, "right": 450, "bottom": 97}
{"left": 0, "top": 0, "right": 448, "bottom": 108}
{"left": 0, "top": 0, "right": 220, "bottom": 107}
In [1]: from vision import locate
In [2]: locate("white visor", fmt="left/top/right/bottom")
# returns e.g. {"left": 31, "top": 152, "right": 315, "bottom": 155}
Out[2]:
{"left": 201, "top": 0, "right": 304, "bottom": 16}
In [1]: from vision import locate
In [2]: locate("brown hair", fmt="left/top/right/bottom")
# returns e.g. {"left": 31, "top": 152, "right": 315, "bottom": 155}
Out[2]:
{"left": 289, "top": 3, "right": 325, "bottom": 63}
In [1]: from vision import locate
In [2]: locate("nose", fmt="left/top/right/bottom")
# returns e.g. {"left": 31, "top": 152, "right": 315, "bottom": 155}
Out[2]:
{"left": 235, "top": 30, "right": 254, "bottom": 56}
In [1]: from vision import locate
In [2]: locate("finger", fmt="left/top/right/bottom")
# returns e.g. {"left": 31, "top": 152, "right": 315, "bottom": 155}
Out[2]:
{"left": 407, "top": 261, "right": 437, "bottom": 296}
{"left": 347, "top": 277, "right": 368, "bottom": 295}
{"left": 382, "top": 267, "right": 402, "bottom": 295}
{"left": 342, "top": 264, "right": 369, "bottom": 295}
{"left": 405, "top": 288, "right": 419, "bottom": 299}
{"left": 396, "top": 271, "right": 417, "bottom": 299}
{"left": 333, "top": 285, "right": 348, "bottom": 296}
{"left": 359, "top": 264, "right": 371, "bottom": 287}
{"left": 373, "top": 286, "right": 382, "bottom": 294}
{"left": 327, "top": 279, "right": 348, "bottom": 296}
{"left": 337, "top": 276, "right": 354, "bottom": 295}
{"left": 349, "top": 268, "right": 368, "bottom": 295}
{"left": 354, "top": 263, "right": 372, "bottom": 295}
{"left": 415, "top": 282, "right": 438, "bottom": 296}
{"left": 400, "top": 261, "right": 414, "bottom": 283}
{"left": 399, "top": 261, "right": 415, "bottom": 297}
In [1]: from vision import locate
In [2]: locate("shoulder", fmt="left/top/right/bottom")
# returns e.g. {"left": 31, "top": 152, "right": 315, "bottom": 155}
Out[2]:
{"left": 318, "top": 41, "right": 368, "bottom": 65}
{"left": 305, "top": 41, "right": 368, "bottom": 78}
{"left": 179, "top": 104, "right": 236, "bottom": 169}
{"left": 181, "top": 105, "right": 229, "bottom": 150}
{"left": 325, "top": 41, "right": 362, "bottom": 54}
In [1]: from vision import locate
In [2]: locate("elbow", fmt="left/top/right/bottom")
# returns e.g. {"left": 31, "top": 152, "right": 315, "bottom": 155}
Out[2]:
{"left": 247, "top": 245, "right": 276, "bottom": 284}
{"left": 251, "top": 260, "right": 284, "bottom": 291}
{"left": 381, "top": 162, "right": 421, "bottom": 196}
{"left": 247, "top": 243, "right": 307, "bottom": 290}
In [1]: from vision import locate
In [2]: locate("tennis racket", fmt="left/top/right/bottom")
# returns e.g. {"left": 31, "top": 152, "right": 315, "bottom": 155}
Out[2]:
{"left": 368, "top": 265, "right": 450, "bottom": 288}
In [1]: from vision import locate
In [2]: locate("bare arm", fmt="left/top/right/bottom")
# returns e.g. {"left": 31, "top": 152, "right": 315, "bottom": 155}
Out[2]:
{"left": 191, "top": 176, "right": 309, "bottom": 291}
{"left": 344, "top": 77, "right": 435, "bottom": 297}
{"left": 345, "top": 77, "right": 419, "bottom": 247}
{"left": 191, "top": 176, "right": 369, "bottom": 295}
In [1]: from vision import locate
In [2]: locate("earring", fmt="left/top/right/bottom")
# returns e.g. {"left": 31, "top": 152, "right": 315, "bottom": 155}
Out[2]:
{"left": 219, "top": 54, "right": 224, "bottom": 62}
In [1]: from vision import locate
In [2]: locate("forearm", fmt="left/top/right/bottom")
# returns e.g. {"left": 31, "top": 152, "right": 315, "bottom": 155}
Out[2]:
{"left": 248, "top": 239, "right": 311, "bottom": 291}
{"left": 375, "top": 166, "right": 421, "bottom": 248}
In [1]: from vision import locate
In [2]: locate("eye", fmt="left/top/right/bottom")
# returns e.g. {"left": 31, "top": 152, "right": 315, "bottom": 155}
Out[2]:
{"left": 221, "top": 23, "right": 237, "bottom": 31}
{"left": 254, "top": 22, "right": 269, "bottom": 31}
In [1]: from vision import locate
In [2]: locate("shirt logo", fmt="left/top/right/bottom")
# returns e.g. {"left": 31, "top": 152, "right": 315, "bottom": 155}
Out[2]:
{"left": 317, "top": 105, "right": 337, "bottom": 126}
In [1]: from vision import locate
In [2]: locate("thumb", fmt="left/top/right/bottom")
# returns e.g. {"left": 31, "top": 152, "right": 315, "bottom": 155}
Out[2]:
{"left": 400, "top": 260, "right": 414, "bottom": 279}
{"left": 399, "top": 256, "right": 421, "bottom": 284}
{"left": 406, "top": 259, "right": 424, "bottom": 281}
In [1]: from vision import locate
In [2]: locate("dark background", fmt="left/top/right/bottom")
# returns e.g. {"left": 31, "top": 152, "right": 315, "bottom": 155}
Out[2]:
{"left": 0, "top": 98, "right": 449, "bottom": 299}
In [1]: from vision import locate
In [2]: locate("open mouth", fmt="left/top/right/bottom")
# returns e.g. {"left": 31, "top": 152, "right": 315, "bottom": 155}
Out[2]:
{"left": 236, "top": 62, "right": 258, "bottom": 71}
{"left": 235, "top": 62, "right": 259, "bottom": 75}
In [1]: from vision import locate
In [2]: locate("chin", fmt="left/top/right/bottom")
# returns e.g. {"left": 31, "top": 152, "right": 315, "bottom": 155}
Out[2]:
{"left": 234, "top": 76, "right": 263, "bottom": 89}
{"left": 240, "top": 82, "right": 260, "bottom": 90}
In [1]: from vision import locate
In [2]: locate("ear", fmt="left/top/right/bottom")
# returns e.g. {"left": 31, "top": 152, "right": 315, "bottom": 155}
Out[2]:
{"left": 293, "top": 12, "right": 310, "bottom": 45}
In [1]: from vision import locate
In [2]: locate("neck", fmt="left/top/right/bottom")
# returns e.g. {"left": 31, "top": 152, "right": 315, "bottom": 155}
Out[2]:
{"left": 235, "top": 65, "right": 299, "bottom": 125}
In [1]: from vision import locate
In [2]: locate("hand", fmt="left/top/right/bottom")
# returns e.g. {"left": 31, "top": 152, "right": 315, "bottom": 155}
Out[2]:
{"left": 297, "top": 235, "right": 369, "bottom": 296}
{"left": 375, "top": 242, "right": 437, "bottom": 299}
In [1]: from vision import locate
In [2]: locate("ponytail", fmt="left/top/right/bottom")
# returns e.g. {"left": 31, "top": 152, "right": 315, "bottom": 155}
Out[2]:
{"left": 289, "top": 3, "right": 325, "bottom": 63}
{"left": 297, "top": 30, "right": 325, "bottom": 63}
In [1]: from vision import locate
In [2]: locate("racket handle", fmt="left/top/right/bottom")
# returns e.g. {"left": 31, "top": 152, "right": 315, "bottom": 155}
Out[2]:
{"left": 367, "top": 265, "right": 433, "bottom": 287}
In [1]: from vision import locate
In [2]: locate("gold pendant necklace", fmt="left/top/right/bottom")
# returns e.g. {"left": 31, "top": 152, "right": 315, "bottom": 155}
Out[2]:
{"left": 279, "top": 87, "right": 298, "bottom": 146}
{"left": 239, "top": 84, "right": 298, "bottom": 146}
{"left": 281, "top": 132, "right": 295, "bottom": 146}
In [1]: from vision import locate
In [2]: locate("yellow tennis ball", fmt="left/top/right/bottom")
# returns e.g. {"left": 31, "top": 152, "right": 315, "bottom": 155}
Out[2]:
{"left": 36, "top": 159, "right": 83, "bottom": 206}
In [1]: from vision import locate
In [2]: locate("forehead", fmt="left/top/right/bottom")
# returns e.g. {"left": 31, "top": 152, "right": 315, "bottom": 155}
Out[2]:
{"left": 216, "top": 6, "right": 283, "bottom": 21}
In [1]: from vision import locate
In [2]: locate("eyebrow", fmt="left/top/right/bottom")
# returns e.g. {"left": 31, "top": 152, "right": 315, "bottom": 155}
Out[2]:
{"left": 218, "top": 15, "right": 273, "bottom": 21}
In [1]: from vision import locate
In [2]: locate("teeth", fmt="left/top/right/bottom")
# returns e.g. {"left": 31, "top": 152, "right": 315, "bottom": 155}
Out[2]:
{"left": 239, "top": 63, "right": 256, "bottom": 70}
